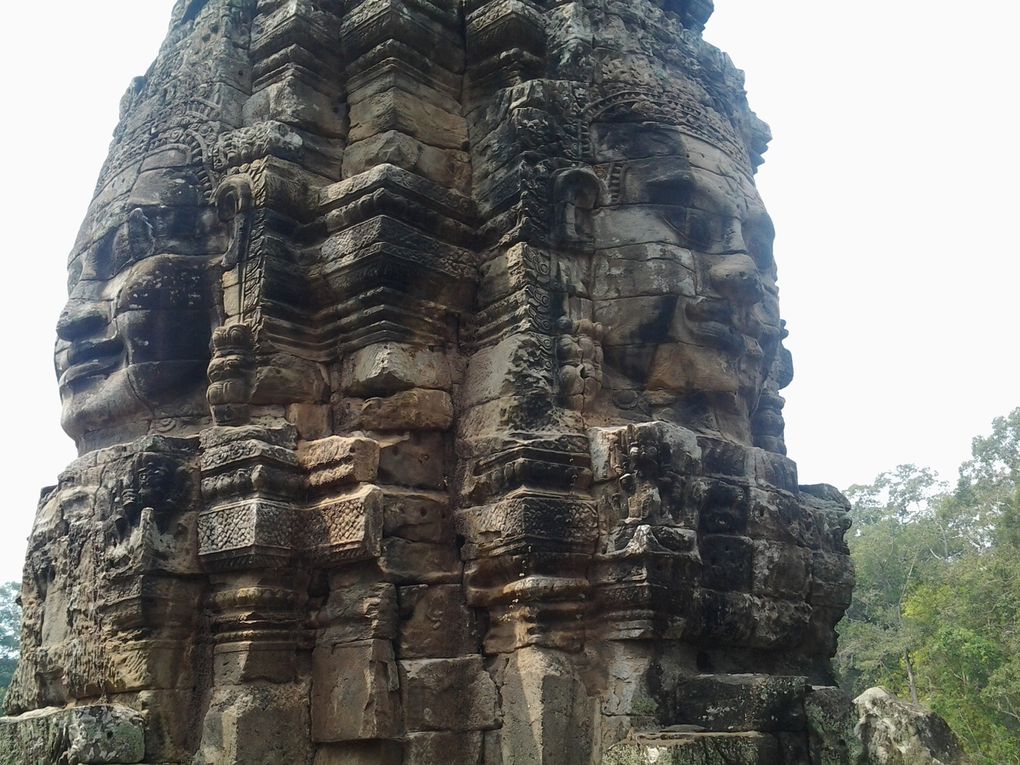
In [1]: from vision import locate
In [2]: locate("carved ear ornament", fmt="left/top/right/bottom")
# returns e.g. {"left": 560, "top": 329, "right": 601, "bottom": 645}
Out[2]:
{"left": 214, "top": 176, "right": 254, "bottom": 271}
{"left": 553, "top": 167, "right": 604, "bottom": 249}
{"left": 211, "top": 176, "right": 258, "bottom": 367}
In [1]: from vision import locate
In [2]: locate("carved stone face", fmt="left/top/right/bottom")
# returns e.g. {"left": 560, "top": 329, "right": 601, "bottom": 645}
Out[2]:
{"left": 55, "top": 151, "right": 224, "bottom": 450}
{"left": 590, "top": 121, "right": 782, "bottom": 441}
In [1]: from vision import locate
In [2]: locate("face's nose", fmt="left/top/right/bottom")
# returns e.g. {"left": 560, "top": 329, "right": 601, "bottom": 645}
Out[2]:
{"left": 56, "top": 300, "right": 109, "bottom": 342}
{"left": 709, "top": 254, "right": 764, "bottom": 306}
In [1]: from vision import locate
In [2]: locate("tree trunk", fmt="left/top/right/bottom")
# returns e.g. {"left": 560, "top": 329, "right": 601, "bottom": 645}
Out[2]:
{"left": 904, "top": 648, "right": 919, "bottom": 704}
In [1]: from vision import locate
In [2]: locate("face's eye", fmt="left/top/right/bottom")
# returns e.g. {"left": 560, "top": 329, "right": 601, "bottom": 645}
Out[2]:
{"left": 76, "top": 208, "right": 157, "bottom": 283}
{"left": 743, "top": 214, "right": 776, "bottom": 268}
{"left": 67, "top": 258, "right": 84, "bottom": 293}
{"left": 636, "top": 162, "right": 695, "bottom": 207}
{"left": 115, "top": 255, "right": 210, "bottom": 312}
{"left": 651, "top": 176, "right": 695, "bottom": 208}
{"left": 686, "top": 210, "right": 715, "bottom": 249}
{"left": 663, "top": 207, "right": 724, "bottom": 251}
{"left": 111, "top": 209, "right": 155, "bottom": 276}
{"left": 82, "top": 229, "right": 117, "bottom": 282}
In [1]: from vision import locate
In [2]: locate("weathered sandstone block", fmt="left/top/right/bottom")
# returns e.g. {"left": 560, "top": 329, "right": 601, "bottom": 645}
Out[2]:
{"left": 0, "top": 705, "right": 145, "bottom": 765}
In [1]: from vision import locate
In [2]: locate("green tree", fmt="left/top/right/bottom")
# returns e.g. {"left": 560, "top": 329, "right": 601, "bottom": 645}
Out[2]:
{"left": 838, "top": 464, "right": 951, "bottom": 702}
{"left": 838, "top": 408, "right": 1020, "bottom": 764}
{"left": 905, "top": 547, "right": 1020, "bottom": 763}
{"left": 846, "top": 463, "right": 947, "bottom": 524}
{"left": 952, "top": 408, "right": 1020, "bottom": 548}
{"left": 0, "top": 580, "right": 20, "bottom": 695}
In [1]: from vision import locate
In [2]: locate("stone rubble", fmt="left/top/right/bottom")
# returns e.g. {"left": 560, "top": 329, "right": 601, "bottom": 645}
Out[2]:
{"left": 854, "top": 688, "right": 972, "bottom": 765}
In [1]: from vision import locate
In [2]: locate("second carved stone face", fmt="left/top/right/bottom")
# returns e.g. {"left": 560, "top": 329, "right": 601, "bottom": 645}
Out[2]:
{"left": 55, "top": 150, "right": 224, "bottom": 451}
{"left": 590, "top": 121, "right": 782, "bottom": 442}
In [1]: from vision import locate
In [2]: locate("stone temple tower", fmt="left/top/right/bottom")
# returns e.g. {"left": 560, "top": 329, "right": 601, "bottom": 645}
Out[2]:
{"left": 1, "top": 0, "right": 856, "bottom": 763}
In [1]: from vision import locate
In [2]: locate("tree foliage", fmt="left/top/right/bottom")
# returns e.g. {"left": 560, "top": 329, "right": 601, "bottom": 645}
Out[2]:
{"left": 837, "top": 408, "right": 1020, "bottom": 764}
{"left": 0, "top": 580, "right": 20, "bottom": 696}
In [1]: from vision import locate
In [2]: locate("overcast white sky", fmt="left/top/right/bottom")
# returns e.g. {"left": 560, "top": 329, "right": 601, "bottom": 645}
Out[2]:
{"left": 0, "top": 1, "right": 1016, "bottom": 582}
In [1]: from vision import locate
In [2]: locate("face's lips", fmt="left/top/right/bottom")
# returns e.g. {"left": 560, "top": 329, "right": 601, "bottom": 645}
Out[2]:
{"left": 684, "top": 299, "right": 742, "bottom": 352}
{"left": 687, "top": 319, "right": 737, "bottom": 347}
{"left": 59, "top": 336, "right": 125, "bottom": 388}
